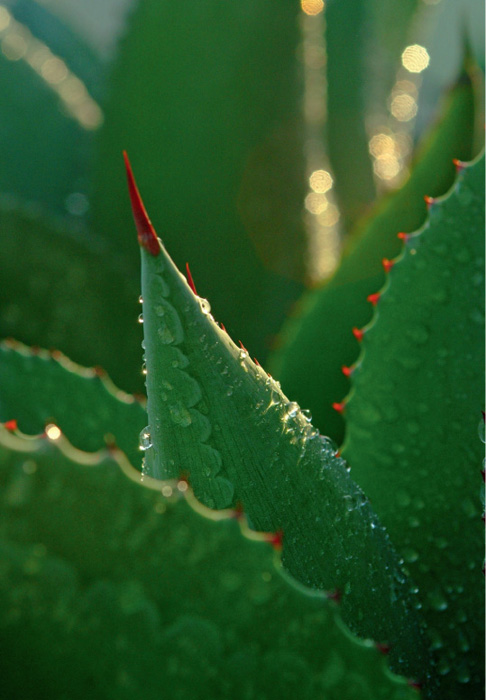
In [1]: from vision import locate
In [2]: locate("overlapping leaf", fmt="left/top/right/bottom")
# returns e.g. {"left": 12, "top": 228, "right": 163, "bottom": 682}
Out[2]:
{"left": 0, "top": 341, "right": 146, "bottom": 468}
{"left": 0, "top": 425, "right": 416, "bottom": 700}
{"left": 344, "top": 154, "right": 485, "bottom": 699}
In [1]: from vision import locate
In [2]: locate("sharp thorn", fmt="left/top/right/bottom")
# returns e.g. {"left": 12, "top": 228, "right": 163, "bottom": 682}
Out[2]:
{"left": 123, "top": 151, "right": 160, "bottom": 257}
{"left": 185, "top": 262, "right": 198, "bottom": 295}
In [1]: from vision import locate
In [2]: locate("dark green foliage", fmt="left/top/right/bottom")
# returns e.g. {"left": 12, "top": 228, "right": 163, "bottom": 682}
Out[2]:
{"left": 0, "top": 428, "right": 416, "bottom": 700}
{"left": 344, "top": 154, "right": 485, "bottom": 699}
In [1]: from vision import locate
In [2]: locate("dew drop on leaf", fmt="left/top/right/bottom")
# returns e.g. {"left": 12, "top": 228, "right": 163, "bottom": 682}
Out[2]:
{"left": 139, "top": 426, "right": 152, "bottom": 451}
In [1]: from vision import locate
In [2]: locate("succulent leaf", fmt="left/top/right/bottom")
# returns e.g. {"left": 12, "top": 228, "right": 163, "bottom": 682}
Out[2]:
{"left": 344, "top": 153, "right": 485, "bottom": 699}
{"left": 0, "top": 341, "right": 147, "bottom": 470}
{"left": 127, "top": 159, "right": 433, "bottom": 690}
{"left": 0, "top": 206, "right": 143, "bottom": 393}
{"left": 271, "top": 77, "right": 476, "bottom": 443}
{"left": 0, "top": 424, "right": 417, "bottom": 700}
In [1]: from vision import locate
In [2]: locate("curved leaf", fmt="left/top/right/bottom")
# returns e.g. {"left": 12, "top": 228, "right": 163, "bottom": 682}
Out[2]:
{"left": 0, "top": 426, "right": 416, "bottom": 700}
{"left": 0, "top": 341, "right": 146, "bottom": 469}
{"left": 344, "top": 154, "right": 485, "bottom": 699}
{"left": 271, "top": 76, "right": 476, "bottom": 444}
{"left": 126, "top": 157, "right": 433, "bottom": 691}
{"left": 0, "top": 205, "right": 143, "bottom": 393}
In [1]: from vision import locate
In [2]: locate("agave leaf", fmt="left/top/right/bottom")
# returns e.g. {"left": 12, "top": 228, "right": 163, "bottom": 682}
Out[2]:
{"left": 344, "top": 154, "right": 485, "bottom": 699}
{"left": 0, "top": 341, "right": 146, "bottom": 470}
{"left": 271, "top": 76, "right": 476, "bottom": 444}
{"left": 0, "top": 425, "right": 417, "bottom": 700}
{"left": 89, "top": 0, "right": 307, "bottom": 363}
{"left": 0, "top": 205, "right": 144, "bottom": 394}
{"left": 125, "top": 156, "right": 434, "bottom": 691}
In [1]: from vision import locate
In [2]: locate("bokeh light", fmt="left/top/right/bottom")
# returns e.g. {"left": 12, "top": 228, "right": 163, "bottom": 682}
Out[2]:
{"left": 305, "top": 192, "right": 328, "bottom": 214}
{"left": 309, "top": 169, "right": 333, "bottom": 193}
{"left": 401, "top": 44, "right": 430, "bottom": 73}
{"left": 301, "top": 0, "right": 324, "bottom": 16}
{"left": 390, "top": 93, "right": 418, "bottom": 122}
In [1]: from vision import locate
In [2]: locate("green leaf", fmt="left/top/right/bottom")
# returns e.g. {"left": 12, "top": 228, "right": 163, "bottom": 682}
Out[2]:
{"left": 0, "top": 341, "right": 147, "bottom": 470}
{"left": 90, "top": 0, "right": 307, "bottom": 363}
{"left": 0, "top": 205, "right": 144, "bottom": 394}
{"left": 0, "top": 2, "right": 102, "bottom": 215}
{"left": 0, "top": 426, "right": 417, "bottom": 700}
{"left": 270, "top": 76, "right": 476, "bottom": 444}
{"left": 343, "top": 154, "right": 485, "bottom": 699}
{"left": 126, "top": 161, "right": 433, "bottom": 691}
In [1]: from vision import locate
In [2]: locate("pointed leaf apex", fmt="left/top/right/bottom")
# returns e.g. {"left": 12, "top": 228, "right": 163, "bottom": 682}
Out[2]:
{"left": 123, "top": 151, "right": 160, "bottom": 257}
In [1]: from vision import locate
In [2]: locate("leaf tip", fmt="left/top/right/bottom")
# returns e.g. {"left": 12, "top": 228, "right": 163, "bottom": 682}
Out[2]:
{"left": 123, "top": 151, "right": 160, "bottom": 257}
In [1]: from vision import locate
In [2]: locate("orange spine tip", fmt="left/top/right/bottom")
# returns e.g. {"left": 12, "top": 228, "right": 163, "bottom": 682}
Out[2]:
{"left": 452, "top": 158, "right": 466, "bottom": 172}
{"left": 382, "top": 258, "right": 394, "bottom": 272}
{"left": 341, "top": 365, "right": 352, "bottom": 377}
{"left": 332, "top": 401, "right": 345, "bottom": 414}
{"left": 185, "top": 262, "right": 198, "bottom": 295}
{"left": 4, "top": 419, "right": 18, "bottom": 431}
{"left": 352, "top": 327, "right": 364, "bottom": 342}
{"left": 367, "top": 292, "right": 380, "bottom": 306}
{"left": 397, "top": 232, "right": 409, "bottom": 241}
{"left": 238, "top": 340, "right": 248, "bottom": 352}
{"left": 123, "top": 151, "right": 160, "bottom": 257}
{"left": 375, "top": 642, "right": 390, "bottom": 656}
{"left": 220, "top": 323, "right": 227, "bottom": 333}
{"left": 424, "top": 195, "right": 435, "bottom": 209}
{"left": 254, "top": 357, "right": 261, "bottom": 367}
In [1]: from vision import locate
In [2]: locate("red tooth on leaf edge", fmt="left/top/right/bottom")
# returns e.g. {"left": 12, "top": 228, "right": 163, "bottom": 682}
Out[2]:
{"left": 397, "top": 232, "right": 409, "bottom": 241}
{"left": 267, "top": 530, "right": 284, "bottom": 550}
{"left": 375, "top": 642, "right": 391, "bottom": 655}
{"left": 123, "top": 151, "right": 160, "bottom": 257}
{"left": 453, "top": 158, "right": 466, "bottom": 172}
{"left": 4, "top": 420, "right": 18, "bottom": 431}
{"left": 424, "top": 195, "right": 436, "bottom": 209}
{"left": 332, "top": 402, "right": 345, "bottom": 414}
{"left": 352, "top": 327, "right": 364, "bottom": 342}
{"left": 326, "top": 589, "right": 342, "bottom": 604}
{"left": 367, "top": 292, "right": 380, "bottom": 306}
{"left": 185, "top": 262, "right": 198, "bottom": 295}
{"left": 341, "top": 365, "right": 353, "bottom": 377}
{"left": 382, "top": 258, "right": 394, "bottom": 272}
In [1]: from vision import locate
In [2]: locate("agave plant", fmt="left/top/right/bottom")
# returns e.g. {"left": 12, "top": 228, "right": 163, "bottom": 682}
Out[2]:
{"left": 0, "top": 1, "right": 484, "bottom": 699}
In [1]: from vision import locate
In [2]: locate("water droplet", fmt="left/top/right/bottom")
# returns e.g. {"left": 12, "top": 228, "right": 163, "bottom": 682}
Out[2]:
{"left": 141, "top": 339, "right": 146, "bottom": 350}
{"left": 199, "top": 298, "right": 211, "bottom": 314}
{"left": 155, "top": 305, "right": 166, "bottom": 317}
{"left": 428, "top": 590, "right": 448, "bottom": 611}
{"left": 301, "top": 408, "right": 312, "bottom": 422}
{"left": 141, "top": 362, "right": 148, "bottom": 375}
{"left": 138, "top": 295, "right": 144, "bottom": 304}
{"left": 403, "top": 548, "right": 419, "bottom": 563}
{"left": 226, "top": 387, "right": 233, "bottom": 397}
{"left": 158, "top": 326, "right": 176, "bottom": 344}
{"left": 456, "top": 667, "right": 470, "bottom": 684}
{"left": 284, "top": 402, "right": 299, "bottom": 420}
{"left": 138, "top": 313, "right": 144, "bottom": 324}
{"left": 139, "top": 427, "right": 152, "bottom": 451}
{"left": 239, "top": 349, "right": 248, "bottom": 362}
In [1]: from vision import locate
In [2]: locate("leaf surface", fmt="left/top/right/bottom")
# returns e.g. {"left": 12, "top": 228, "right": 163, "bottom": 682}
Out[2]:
{"left": 0, "top": 206, "right": 144, "bottom": 394}
{"left": 344, "top": 154, "right": 485, "bottom": 699}
{"left": 0, "top": 341, "right": 146, "bottom": 470}
{"left": 0, "top": 425, "right": 417, "bottom": 700}
{"left": 127, "top": 159, "right": 433, "bottom": 691}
